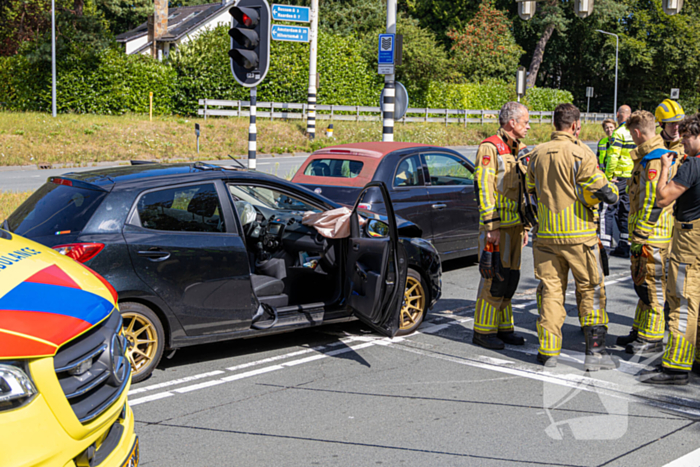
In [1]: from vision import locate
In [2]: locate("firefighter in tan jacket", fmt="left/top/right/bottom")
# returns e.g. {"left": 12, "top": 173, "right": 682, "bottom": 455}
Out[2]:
{"left": 647, "top": 113, "right": 700, "bottom": 385}
{"left": 527, "top": 104, "right": 619, "bottom": 369}
{"left": 618, "top": 111, "right": 679, "bottom": 355}
{"left": 473, "top": 102, "right": 531, "bottom": 350}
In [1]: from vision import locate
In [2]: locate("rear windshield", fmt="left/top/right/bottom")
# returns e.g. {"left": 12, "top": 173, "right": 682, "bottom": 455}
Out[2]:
{"left": 7, "top": 183, "right": 107, "bottom": 238}
{"left": 303, "top": 159, "right": 363, "bottom": 178}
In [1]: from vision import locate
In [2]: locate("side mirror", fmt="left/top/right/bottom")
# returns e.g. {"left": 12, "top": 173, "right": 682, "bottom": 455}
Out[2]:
{"left": 366, "top": 219, "right": 389, "bottom": 238}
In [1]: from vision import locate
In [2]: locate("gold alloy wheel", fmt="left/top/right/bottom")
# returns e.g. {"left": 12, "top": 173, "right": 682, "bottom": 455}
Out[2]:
{"left": 400, "top": 275, "right": 426, "bottom": 331}
{"left": 122, "top": 312, "right": 158, "bottom": 375}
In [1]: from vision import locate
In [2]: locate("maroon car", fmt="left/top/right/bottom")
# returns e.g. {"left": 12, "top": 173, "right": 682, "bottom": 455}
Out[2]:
{"left": 292, "top": 142, "right": 479, "bottom": 260}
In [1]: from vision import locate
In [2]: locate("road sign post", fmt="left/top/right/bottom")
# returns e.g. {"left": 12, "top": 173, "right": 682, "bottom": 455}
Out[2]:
{"left": 307, "top": 0, "right": 318, "bottom": 140}
{"left": 380, "top": 0, "right": 397, "bottom": 144}
{"left": 516, "top": 67, "right": 527, "bottom": 102}
{"left": 586, "top": 86, "right": 594, "bottom": 114}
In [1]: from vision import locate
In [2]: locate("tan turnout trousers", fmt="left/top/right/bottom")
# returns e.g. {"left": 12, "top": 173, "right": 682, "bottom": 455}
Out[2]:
{"left": 630, "top": 244, "right": 668, "bottom": 341}
{"left": 474, "top": 225, "right": 524, "bottom": 334}
{"left": 534, "top": 236, "right": 608, "bottom": 357}
{"left": 663, "top": 218, "right": 700, "bottom": 371}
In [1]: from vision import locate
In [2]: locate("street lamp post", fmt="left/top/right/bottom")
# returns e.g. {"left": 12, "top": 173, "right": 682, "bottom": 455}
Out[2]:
{"left": 51, "top": 0, "right": 56, "bottom": 117}
{"left": 596, "top": 29, "right": 618, "bottom": 115}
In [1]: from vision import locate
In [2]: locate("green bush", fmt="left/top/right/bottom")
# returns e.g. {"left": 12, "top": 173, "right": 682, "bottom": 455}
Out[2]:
{"left": 523, "top": 87, "right": 575, "bottom": 112}
{"left": 55, "top": 49, "right": 177, "bottom": 114}
{"left": 170, "top": 26, "right": 380, "bottom": 115}
{"left": 425, "top": 80, "right": 573, "bottom": 112}
{"left": 0, "top": 49, "right": 176, "bottom": 114}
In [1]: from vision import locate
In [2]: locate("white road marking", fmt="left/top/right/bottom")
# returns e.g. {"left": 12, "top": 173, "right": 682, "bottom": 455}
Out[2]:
{"left": 128, "top": 275, "right": 645, "bottom": 409}
{"left": 129, "top": 370, "right": 226, "bottom": 396}
{"left": 664, "top": 446, "right": 700, "bottom": 467}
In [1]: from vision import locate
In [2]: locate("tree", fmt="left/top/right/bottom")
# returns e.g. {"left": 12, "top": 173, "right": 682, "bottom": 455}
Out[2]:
{"left": 447, "top": 0, "right": 523, "bottom": 82}
{"left": 96, "top": 0, "right": 151, "bottom": 35}
{"left": 515, "top": 0, "right": 626, "bottom": 88}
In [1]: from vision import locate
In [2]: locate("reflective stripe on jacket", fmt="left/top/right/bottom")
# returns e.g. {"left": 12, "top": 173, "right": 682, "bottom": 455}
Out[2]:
{"left": 605, "top": 123, "right": 635, "bottom": 179}
{"left": 475, "top": 128, "right": 526, "bottom": 230}
{"left": 597, "top": 136, "right": 610, "bottom": 169}
{"left": 628, "top": 135, "right": 678, "bottom": 245}
{"left": 527, "top": 132, "right": 619, "bottom": 244}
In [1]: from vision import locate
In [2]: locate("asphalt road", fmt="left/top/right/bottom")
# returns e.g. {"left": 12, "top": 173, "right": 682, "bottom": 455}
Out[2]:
{"left": 129, "top": 249, "right": 700, "bottom": 467}
{"left": 0, "top": 142, "right": 598, "bottom": 193}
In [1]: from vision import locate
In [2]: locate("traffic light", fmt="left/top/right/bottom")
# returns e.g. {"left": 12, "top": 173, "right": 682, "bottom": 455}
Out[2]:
{"left": 229, "top": 0, "right": 270, "bottom": 87}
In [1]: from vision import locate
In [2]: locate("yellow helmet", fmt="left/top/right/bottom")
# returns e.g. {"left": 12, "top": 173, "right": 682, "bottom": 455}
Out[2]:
{"left": 655, "top": 99, "right": 685, "bottom": 124}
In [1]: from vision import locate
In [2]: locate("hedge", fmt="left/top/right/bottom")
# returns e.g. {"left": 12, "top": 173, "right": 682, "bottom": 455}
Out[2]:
{"left": 169, "top": 26, "right": 381, "bottom": 115}
{"left": 425, "top": 80, "right": 574, "bottom": 112}
{"left": 0, "top": 27, "right": 572, "bottom": 115}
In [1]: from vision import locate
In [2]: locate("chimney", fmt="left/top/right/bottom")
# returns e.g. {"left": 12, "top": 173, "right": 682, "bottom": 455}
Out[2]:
{"left": 154, "top": 0, "right": 168, "bottom": 39}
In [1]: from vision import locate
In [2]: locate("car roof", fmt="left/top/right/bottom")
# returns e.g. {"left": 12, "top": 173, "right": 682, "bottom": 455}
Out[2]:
{"left": 309, "top": 142, "right": 434, "bottom": 159}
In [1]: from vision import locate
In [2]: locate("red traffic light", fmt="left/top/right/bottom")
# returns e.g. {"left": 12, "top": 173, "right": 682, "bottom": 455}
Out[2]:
{"left": 230, "top": 7, "right": 259, "bottom": 28}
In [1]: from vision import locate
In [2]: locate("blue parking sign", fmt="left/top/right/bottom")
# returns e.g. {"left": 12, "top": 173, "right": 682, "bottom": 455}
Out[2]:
{"left": 378, "top": 34, "right": 395, "bottom": 65}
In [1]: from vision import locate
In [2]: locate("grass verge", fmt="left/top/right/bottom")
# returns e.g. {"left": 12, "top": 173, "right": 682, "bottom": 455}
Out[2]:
{"left": 0, "top": 191, "right": 32, "bottom": 221}
{"left": 0, "top": 112, "right": 607, "bottom": 167}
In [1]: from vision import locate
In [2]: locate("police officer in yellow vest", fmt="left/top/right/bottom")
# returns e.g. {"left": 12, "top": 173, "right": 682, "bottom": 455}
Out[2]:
{"left": 645, "top": 113, "right": 700, "bottom": 385}
{"left": 598, "top": 119, "right": 617, "bottom": 249}
{"left": 614, "top": 111, "right": 679, "bottom": 356}
{"left": 473, "top": 102, "right": 530, "bottom": 350}
{"left": 598, "top": 119, "right": 617, "bottom": 170}
{"left": 604, "top": 105, "right": 636, "bottom": 258}
{"left": 527, "top": 104, "right": 619, "bottom": 369}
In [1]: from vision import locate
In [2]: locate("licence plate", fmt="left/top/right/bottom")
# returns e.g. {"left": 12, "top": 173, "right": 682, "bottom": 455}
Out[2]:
{"left": 122, "top": 438, "right": 139, "bottom": 467}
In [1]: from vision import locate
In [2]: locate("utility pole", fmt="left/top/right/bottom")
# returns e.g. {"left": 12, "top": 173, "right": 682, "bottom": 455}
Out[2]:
{"left": 382, "top": 0, "right": 396, "bottom": 142}
{"left": 307, "top": 0, "right": 318, "bottom": 140}
{"left": 51, "top": 0, "right": 56, "bottom": 117}
{"left": 596, "top": 30, "right": 618, "bottom": 115}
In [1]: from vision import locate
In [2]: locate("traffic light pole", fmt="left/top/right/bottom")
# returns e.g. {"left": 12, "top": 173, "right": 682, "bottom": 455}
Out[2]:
{"left": 249, "top": 86, "right": 257, "bottom": 170}
{"left": 307, "top": 0, "right": 318, "bottom": 140}
{"left": 382, "top": 0, "right": 396, "bottom": 143}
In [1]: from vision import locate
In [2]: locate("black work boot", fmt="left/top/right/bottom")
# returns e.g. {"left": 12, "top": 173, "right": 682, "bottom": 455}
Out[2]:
{"left": 472, "top": 333, "right": 505, "bottom": 350}
{"left": 610, "top": 245, "right": 630, "bottom": 258}
{"left": 583, "top": 326, "right": 617, "bottom": 371}
{"left": 537, "top": 353, "right": 557, "bottom": 368}
{"left": 640, "top": 366, "right": 690, "bottom": 385}
{"left": 626, "top": 339, "right": 663, "bottom": 355}
{"left": 693, "top": 362, "right": 700, "bottom": 376}
{"left": 616, "top": 329, "right": 638, "bottom": 347}
{"left": 497, "top": 331, "right": 525, "bottom": 345}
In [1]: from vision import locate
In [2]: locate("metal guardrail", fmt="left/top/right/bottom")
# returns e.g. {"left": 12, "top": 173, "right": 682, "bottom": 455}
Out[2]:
{"left": 198, "top": 99, "right": 615, "bottom": 124}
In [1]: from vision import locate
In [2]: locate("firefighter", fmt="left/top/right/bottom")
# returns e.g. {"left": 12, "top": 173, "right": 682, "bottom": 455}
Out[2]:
{"left": 473, "top": 101, "right": 531, "bottom": 350}
{"left": 604, "top": 105, "right": 636, "bottom": 258}
{"left": 657, "top": 99, "right": 686, "bottom": 157}
{"left": 527, "top": 103, "right": 619, "bottom": 369}
{"left": 616, "top": 110, "right": 678, "bottom": 355}
{"left": 598, "top": 119, "right": 617, "bottom": 249}
{"left": 643, "top": 113, "right": 700, "bottom": 385}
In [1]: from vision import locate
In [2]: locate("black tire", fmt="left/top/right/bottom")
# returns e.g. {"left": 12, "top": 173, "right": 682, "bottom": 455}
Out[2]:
{"left": 120, "top": 302, "right": 165, "bottom": 384}
{"left": 397, "top": 268, "right": 428, "bottom": 336}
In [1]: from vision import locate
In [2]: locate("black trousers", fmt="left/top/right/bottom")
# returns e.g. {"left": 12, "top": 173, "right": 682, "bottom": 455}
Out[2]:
{"left": 603, "top": 177, "right": 630, "bottom": 249}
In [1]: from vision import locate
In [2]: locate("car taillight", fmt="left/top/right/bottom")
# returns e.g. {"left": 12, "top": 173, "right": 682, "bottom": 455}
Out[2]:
{"left": 51, "top": 177, "right": 73, "bottom": 186}
{"left": 53, "top": 243, "right": 104, "bottom": 263}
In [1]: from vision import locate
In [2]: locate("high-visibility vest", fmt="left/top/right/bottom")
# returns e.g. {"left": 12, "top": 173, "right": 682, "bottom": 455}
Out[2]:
{"left": 605, "top": 123, "right": 635, "bottom": 179}
{"left": 597, "top": 136, "right": 610, "bottom": 169}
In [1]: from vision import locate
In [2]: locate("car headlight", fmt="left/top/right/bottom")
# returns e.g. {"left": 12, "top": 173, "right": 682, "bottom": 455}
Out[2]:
{"left": 0, "top": 363, "right": 37, "bottom": 411}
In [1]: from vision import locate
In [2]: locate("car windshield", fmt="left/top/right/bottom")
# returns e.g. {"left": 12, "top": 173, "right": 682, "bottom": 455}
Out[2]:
{"left": 228, "top": 185, "right": 321, "bottom": 213}
{"left": 303, "top": 159, "right": 363, "bottom": 178}
{"left": 7, "top": 182, "right": 107, "bottom": 238}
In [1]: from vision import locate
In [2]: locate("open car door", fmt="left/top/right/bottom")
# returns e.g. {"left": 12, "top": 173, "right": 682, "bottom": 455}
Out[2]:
{"left": 345, "top": 181, "right": 408, "bottom": 337}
